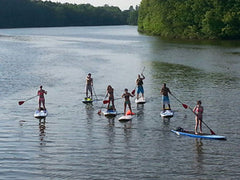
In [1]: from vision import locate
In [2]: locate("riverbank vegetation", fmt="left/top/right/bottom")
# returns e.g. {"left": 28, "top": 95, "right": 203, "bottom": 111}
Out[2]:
{"left": 0, "top": 0, "right": 138, "bottom": 28}
{"left": 138, "top": 0, "right": 240, "bottom": 39}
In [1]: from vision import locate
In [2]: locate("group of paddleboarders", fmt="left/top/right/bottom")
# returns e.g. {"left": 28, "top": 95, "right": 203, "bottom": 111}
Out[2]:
{"left": 36, "top": 72, "right": 204, "bottom": 134}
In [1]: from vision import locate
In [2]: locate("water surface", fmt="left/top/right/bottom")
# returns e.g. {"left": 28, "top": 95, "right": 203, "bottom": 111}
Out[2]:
{"left": 0, "top": 26, "right": 239, "bottom": 179}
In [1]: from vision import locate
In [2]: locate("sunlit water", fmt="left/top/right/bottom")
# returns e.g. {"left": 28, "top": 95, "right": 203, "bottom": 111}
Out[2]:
{"left": 0, "top": 26, "right": 239, "bottom": 179}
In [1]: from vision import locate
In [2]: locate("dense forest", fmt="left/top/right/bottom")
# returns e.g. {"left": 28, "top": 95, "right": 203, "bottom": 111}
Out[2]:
{"left": 0, "top": 0, "right": 138, "bottom": 28}
{"left": 138, "top": 0, "right": 240, "bottom": 39}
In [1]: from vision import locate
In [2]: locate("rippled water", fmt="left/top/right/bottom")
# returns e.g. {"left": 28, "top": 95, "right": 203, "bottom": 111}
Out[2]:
{"left": 0, "top": 26, "right": 239, "bottom": 179}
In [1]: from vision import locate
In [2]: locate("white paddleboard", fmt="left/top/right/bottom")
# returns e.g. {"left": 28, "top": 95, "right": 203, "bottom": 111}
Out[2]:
{"left": 102, "top": 109, "right": 117, "bottom": 117}
{"left": 135, "top": 97, "right": 146, "bottom": 104}
{"left": 118, "top": 115, "right": 133, "bottom": 122}
{"left": 34, "top": 109, "right": 48, "bottom": 118}
{"left": 160, "top": 109, "right": 174, "bottom": 118}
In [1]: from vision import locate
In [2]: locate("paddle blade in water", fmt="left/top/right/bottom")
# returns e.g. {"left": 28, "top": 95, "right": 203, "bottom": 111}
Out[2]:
{"left": 210, "top": 129, "right": 216, "bottom": 135}
{"left": 18, "top": 101, "right": 24, "bottom": 105}
{"left": 97, "top": 110, "right": 101, "bottom": 115}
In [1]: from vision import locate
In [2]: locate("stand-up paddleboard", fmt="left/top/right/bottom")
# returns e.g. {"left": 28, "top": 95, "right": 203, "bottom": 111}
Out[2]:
{"left": 34, "top": 109, "right": 48, "bottom": 119}
{"left": 118, "top": 110, "right": 135, "bottom": 122}
{"left": 102, "top": 109, "right": 117, "bottom": 117}
{"left": 82, "top": 97, "right": 93, "bottom": 104}
{"left": 118, "top": 115, "right": 133, "bottom": 122}
{"left": 160, "top": 109, "right": 174, "bottom": 118}
{"left": 171, "top": 127, "right": 226, "bottom": 140}
{"left": 135, "top": 97, "right": 146, "bottom": 104}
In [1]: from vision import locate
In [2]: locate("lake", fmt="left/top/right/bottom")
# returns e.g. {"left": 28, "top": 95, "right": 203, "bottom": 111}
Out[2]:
{"left": 0, "top": 25, "right": 239, "bottom": 179}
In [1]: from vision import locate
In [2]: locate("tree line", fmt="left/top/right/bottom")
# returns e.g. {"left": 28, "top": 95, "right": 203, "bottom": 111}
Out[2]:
{"left": 138, "top": 0, "right": 240, "bottom": 39}
{"left": 0, "top": 0, "right": 138, "bottom": 28}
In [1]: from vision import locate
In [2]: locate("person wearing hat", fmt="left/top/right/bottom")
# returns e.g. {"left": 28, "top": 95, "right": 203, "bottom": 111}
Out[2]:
{"left": 85, "top": 73, "right": 93, "bottom": 98}
{"left": 37, "top": 85, "right": 47, "bottom": 110}
{"left": 121, "top": 88, "right": 134, "bottom": 115}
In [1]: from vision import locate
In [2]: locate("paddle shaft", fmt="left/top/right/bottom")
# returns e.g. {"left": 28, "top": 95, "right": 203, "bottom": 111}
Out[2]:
{"left": 170, "top": 94, "right": 188, "bottom": 109}
{"left": 103, "top": 97, "right": 122, "bottom": 104}
{"left": 92, "top": 86, "right": 98, "bottom": 100}
{"left": 18, "top": 95, "right": 38, "bottom": 105}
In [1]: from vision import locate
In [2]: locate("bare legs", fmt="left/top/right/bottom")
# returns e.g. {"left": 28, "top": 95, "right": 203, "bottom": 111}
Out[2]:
{"left": 195, "top": 117, "right": 202, "bottom": 134}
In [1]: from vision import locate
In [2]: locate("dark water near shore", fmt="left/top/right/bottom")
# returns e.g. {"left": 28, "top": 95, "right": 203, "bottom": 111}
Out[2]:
{"left": 0, "top": 26, "right": 239, "bottom": 179}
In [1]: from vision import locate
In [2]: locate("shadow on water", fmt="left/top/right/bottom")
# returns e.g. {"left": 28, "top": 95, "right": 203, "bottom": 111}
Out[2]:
{"left": 149, "top": 61, "right": 240, "bottom": 91}
{"left": 156, "top": 36, "right": 240, "bottom": 48}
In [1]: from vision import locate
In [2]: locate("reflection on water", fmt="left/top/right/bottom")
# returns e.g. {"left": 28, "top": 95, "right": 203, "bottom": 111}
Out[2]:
{"left": 39, "top": 118, "right": 46, "bottom": 146}
{"left": 107, "top": 117, "right": 115, "bottom": 126}
{"left": 85, "top": 104, "right": 94, "bottom": 120}
{"left": 194, "top": 139, "right": 204, "bottom": 174}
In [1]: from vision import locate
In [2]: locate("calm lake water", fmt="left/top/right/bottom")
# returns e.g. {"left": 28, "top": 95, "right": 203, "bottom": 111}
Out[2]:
{"left": 0, "top": 26, "right": 239, "bottom": 179}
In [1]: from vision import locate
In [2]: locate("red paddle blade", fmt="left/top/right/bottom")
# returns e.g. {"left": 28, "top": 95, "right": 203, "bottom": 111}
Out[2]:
{"left": 103, "top": 100, "right": 109, "bottom": 104}
{"left": 18, "top": 101, "right": 24, "bottom": 105}
{"left": 210, "top": 129, "right": 216, "bottom": 135}
{"left": 182, "top": 104, "right": 188, "bottom": 109}
{"left": 131, "top": 89, "right": 135, "bottom": 95}
{"left": 97, "top": 110, "right": 101, "bottom": 115}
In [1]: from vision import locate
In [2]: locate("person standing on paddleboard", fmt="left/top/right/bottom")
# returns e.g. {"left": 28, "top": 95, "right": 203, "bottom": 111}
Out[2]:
{"left": 38, "top": 85, "right": 47, "bottom": 111}
{"left": 160, "top": 83, "right": 172, "bottom": 111}
{"left": 193, "top": 100, "right": 204, "bottom": 134}
{"left": 136, "top": 73, "right": 145, "bottom": 100}
{"left": 85, "top": 73, "right": 93, "bottom": 99}
{"left": 122, "top": 88, "right": 134, "bottom": 115}
{"left": 106, "top": 85, "right": 116, "bottom": 110}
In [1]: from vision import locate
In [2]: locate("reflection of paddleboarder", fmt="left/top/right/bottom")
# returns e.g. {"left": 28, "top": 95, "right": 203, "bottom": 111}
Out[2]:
{"left": 85, "top": 73, "right": 93, "bottom": 98}
{"left": 37, "top": 85, "right": 47, "bottom": 110}
{"left": 122, "top": 88, "right": 134, "bottom": 115}
{"left": 160, "top": 83, "right": 171, "bottom": 111}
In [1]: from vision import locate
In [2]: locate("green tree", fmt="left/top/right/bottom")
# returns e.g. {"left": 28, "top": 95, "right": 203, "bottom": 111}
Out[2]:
{"left": 138, "top": 0, "right": 240, "bottom": 39}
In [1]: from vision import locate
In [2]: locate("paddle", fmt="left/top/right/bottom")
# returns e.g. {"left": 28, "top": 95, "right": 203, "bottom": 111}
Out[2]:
{"left": 103, "top": 97, "right": 122, "bottom": 104}
{"left": 188, "top": 106, "right": 216, "bottom": 135}
{"left": 132, "top": 66, "right": 145, "bottom": 95}
{"left": 170, "top": 93, "right": 188, "bottom": 109}
{"left": 131, "top": 88, "right": 136, "bottom": 96}
{"left": 97, "top": 93, "right": 108, "bottom": 115}
{"left": 92, "top": 86, "right": 98, "bottom": 101}
{"left": 171, "top": 94, "right": 216, "bottom": 135}
{"left": 18, "top": 95, "right": 38, "bottom": 105}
